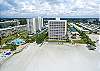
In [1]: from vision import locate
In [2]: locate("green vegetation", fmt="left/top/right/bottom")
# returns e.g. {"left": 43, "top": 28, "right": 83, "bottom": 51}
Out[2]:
{"left": 36, "top": 32, "right": 48, "bottom": 44}
{"left": 75, "top": 23, "right": 82, "bottom": 27}
{"left": 1, "top": 34, "right": 18, "bottom": 45}
{"left": 75, "top": 23, "right": 94, "bottom": 34}
{"left": 2, "top": 44, "right": 18, "bottom": 51}
{"left": 1, "top": 31, "right": 28, "bottom": 45}
{"left": 67, "top": 22, "right": 70, "bottom": 31}
{"left": 72, "top": 39, "right": 86, "bottom": 44}
{"left": 48, "top": 40, "right": 66, "bottom": 42}
{"left": 18, "top": 18, "right": 27, "bottom": 25}
{"left": 1, "top": 29, "right": 48, "bottom": 50}
{"left": 89, "top": 31, "right": 92, "bottom": 34}
{"left": 66, "top": 37, "right": 71, "bottom": 43}
{"left": 1, "top": 30, "right": 37, "bottom": 45}
{"left": 26, "top": 35, "right": 36, "bottom": 43}
{"left": 76, "top": 29, "right": 96, "bottom": 47}
{"left": 0, "top": 31, "right": 30, "bottom": 50}
{"left": 48, "top": 40, "right": 71, "bottom": 43}
{"left": 68, "top": 22, "right": 96, "bottom": 46}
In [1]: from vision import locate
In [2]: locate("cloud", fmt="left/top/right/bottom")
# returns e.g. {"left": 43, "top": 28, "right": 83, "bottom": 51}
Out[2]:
{"left": 0, "top": 0, "right": 100, "bottom": 18}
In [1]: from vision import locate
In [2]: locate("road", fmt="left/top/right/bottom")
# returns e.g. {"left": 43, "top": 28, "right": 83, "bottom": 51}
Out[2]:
{"left": 0, "top": 42, "right": 100, "bottom": 71}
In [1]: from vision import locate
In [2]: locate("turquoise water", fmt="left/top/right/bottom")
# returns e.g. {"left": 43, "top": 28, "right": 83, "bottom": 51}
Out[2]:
{"left": 11, "top": 38, "right": 25, "bottom": 45}
{"left": 70, "top": 27, "right": 77, "bottom": 32}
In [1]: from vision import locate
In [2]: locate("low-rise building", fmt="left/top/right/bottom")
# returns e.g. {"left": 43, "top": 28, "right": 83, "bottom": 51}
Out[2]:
{"left": 0, "top": 19, "right": 20, "bottom": 28}
{"left": 0, "top": 25, "right": 27, "bottom": 38}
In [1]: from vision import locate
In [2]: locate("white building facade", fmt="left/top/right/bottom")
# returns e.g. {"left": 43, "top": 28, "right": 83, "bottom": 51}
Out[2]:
{"left": 37, "top": 17, "right": 43, "bottom": 31}
{"left": 27, "top": 18, "right": 36, "bottom": 34}
{"left": 48, "top": 20, "right": 67, "bottom": 41}
{"left": 27, "top": 17, "right": 43, "bottom": 34}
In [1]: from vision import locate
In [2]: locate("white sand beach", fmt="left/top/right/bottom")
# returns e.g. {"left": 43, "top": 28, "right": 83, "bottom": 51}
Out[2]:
{"left": 0, "top": 42, "right": 100, "bottom": 71}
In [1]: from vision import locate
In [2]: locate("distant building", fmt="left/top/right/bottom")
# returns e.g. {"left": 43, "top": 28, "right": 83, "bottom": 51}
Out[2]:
{"left": 27, "top": 17, "right": 43, "bottom": 34}
{"left": 27, "top": 18, "right": 36, "bottom": 34}
{"left": 43, "top": 18, "right": 56, "bottom": 28}
{"left": 37, "top": 17, "right": 43, "bottom": 31}
{"left": 87, "top": 18, "right": 97, "bottom": 23}
{"left": 0, "top": 19, "right": 20, "bottom": 28}
{"left": 48, "top": 19, "right": 67, "bottom": 41}
{"left": 0, "top": 25, "right": 27, "bottom": 38}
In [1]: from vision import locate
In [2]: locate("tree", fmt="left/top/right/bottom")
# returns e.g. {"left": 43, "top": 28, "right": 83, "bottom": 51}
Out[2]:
{"left": 10, "top": 45, "right": 17, "bottom": 51}
{"left": 75, "top": 27, "right": 96, "bottom": 47}
{"left": 36, "top": 32, "right": 48, "bottom": 44}
{"left": 19, "top": 18, "right": 27, "bottom": 25}
{"left": 0, "top": 37, "right": 2, "bottom": 48}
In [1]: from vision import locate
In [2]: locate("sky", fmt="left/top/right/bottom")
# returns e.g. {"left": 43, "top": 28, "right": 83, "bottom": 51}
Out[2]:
{"left": 0, "top": 0, "right": 100, "bottom": 18}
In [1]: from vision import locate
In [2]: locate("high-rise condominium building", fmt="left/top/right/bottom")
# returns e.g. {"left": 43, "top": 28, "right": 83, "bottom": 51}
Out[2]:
{"left": 48, "top": 20, "right": 67, "bottom": 41}
{"left": 27, "top": 18, "right": 36, "bottom": 34}
{"left": 27, "top": 17, "right": 43, "bottom": 34}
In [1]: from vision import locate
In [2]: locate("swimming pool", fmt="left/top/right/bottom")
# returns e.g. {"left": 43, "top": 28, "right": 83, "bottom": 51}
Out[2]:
{"left": 11, "top": 38, "right": 25, "bottom": 45}
{"left": 70, "top": 27, "right": 77, "bottom": 32}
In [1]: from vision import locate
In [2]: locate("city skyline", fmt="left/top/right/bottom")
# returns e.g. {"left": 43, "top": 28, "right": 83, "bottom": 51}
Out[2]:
{"left": 0, "top": 0, "right": 100, "bottom": 18}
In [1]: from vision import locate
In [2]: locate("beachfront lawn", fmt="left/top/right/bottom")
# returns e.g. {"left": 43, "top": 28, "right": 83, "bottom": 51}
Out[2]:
{"left": 1, "top": 31, "right": 28, "bottom": 45}
{"left": 72, "top": 39, "right": 86, "bottom": 44}
{"left": 0, "top": 51, "right": 2, "bottom": 54}
{"left": 1, "top": 31, "right": 26, "bottom": 50}
{"left": 73, "top": 25, "right": 96, "bottom": 47}
{"left": 36, "top": 32, "right": 48, "bottom": 44}
{"left": 1, "top": 30, "right": 37, "bottom": 51}
{"left": 26, "top": 35, "right": 36, "bottom": 43}
{"left": 47, "top": 39, "right": 71, "bottom": 43}
{"left": 47, "top": 40, "right": 67, "bottom": 42}
{"left": 2, "top": 44, "right": 18, "bottom": 51}
{"left": 1, "top": 35, "right": 17, "bottom": 45}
